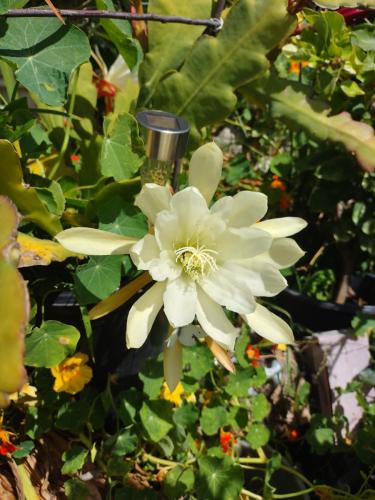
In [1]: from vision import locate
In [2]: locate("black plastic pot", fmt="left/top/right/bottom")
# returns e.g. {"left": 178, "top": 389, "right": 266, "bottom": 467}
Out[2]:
{"left": 274, "top": 274, "right": 375, "bottom": 334}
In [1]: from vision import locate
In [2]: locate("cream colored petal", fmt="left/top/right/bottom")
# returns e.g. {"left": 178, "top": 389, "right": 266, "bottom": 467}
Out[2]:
{"left": 188, "top": 142, "right": 223, "bottom": 204}
{"left": 126, "top": 281, "right": 166, "bottom": 349}
{"left": 55, "top": 227, "right": 137, "bottom": 255}
{"left": 155, "top": 211, "right": 182, "bottom": 251}
{"left": 163, "top": 339, "right": 183, "bottom": 392}
{"left": 148, "top": 250, "right": 181, "bottom": 281}
{"left": 163, "top": 277, "right": 197, "bottom": 327}
{"left": 269, "top": 238, "right": 305, "bottom": 268}
{"left": 211, "top": 191, "right": 268, "bottom": 228}
{"left": 255, "top": 217, "right": 307, "bottom": 238}
{"left": 199, "top": 264, "right": 256, "bottom": 315}
{"left": 134, "top": 183, "right": 172, "bottom": 224}
{"left": 244, "top": 303, "right": 294, "bottom": 344}
{"left": 196, "top": 288, "right": 238, "bottom": 350}
{"left": 216, "top": 227, "right": 271, "bottom": 261}
{"left": 169, "top": 187, "right": 209, "bottom": 235}
{"left": 130, "top": 234, "right": 160, "bottom": 269}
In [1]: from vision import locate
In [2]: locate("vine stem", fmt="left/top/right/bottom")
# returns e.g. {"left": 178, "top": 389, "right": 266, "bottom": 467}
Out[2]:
{"left": 241, "top": 488, "right": 263, "bottom": 500}
{"left": 2, "top": 9, "right": 223, "bottom": 31}
{"left": 48, "top": 67, "right": 80, "bottom": 180}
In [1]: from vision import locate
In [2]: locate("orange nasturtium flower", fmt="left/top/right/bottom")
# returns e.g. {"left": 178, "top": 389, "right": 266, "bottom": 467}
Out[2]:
{"left": 160, "top": 382, "right": 196, "bottom": 406}
{"left": 220, "top": 429, "right": 237, "bottom": 455}
{"left": 289, "top": 60, "right": 310, "bottom": 74}
{"left": 270, "top": 175, "right": 287, "bottom": 191}
{"left": 51, "top": 353, "right": 93, "bottom": 395}
{"left": 0, "top": 429, "right": 17, "bottom": 456}
{"left": 246, "top": 344, "right": 261, "bottom": 367}
{"left": 279, "top": 193, "right": 292, "bottom": 212}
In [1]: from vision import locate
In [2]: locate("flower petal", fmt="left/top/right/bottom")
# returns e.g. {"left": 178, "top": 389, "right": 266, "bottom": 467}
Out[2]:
{"left": 155, "top": 210, "right": 182, "bottom": 251}
{"left": 169, "top": 187, "right": 209, "bottom": 236}
{"left": 216, "top": 227, "right": 271, "bottom": 261}
{"left": 126, "top": 281, "right": 166, "bottom": 348}
{"left": 188, "top": 142, "right": 223, "bottom": 204}
{"left": 55, "top": 227, "right": 137, "bottom": 255}
{"left": 130, "top": 234, "right": 160, "bottom": 269}
{"left": 134, "top": 183, "right": 172, "bottom": 224}
{"left": 149, "top": 250, "right": 181, "bottom": 281}
{"left": 255, "top": 217, "right": 307, "bottom": 238}
{"left": 196, "top": 288, "right": 238, "bottom": 350}
{"left": 199, "top": 264, "right": 256, "bottom": 314}
{"left": 244, "top": 303, "right": 294, "bottom": 344}
{"left": 163, "top": 277, "right": 197, "bottom": 327}
{"left": 211, "top": 191, "right": 268, "bottom": 228}
{"left": 269, "top": 238, "right": 305, "bottom": 268}
{"left": 163, "top": 339, "right": 183, "bottom": 392}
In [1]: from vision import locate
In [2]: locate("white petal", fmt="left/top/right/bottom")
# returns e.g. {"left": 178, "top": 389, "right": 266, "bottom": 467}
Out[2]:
{"left": 163, "top": 339, "right": 183, "bottom": 392}
{"left": 126, "top": 281, "right": 165, "bottom": 348}
{"left": 199, "top": 264, "right": 256, "bottom": 314}
{"left": 244, "top": 303, "right": 294, "bottom": 344}
{"left": 135, "top": 184, "right": 172, "bottom": 224}
{"left": 148, "top": 250, "right": 181, "bottom": 281}
{"left": 130, "top": 234, "right": 160, "bottom": 269}
{"left": 179, "top": 324, "right": 204, "bottom": 346}
{"left": 107, "top": 55, "right": 132, "bottom": 90}
{"left": 211, "top": 191, "right": 268, "bottom": 228}
{"left": 255, "top": 217, "right": 307, "bottom": 238}
{"left": 196, "top": 288, "right": 238, "bottom": 350}
{"left": 163, "top": 277, "right": 197, "bottom": 327}
{"left": 216, "top": 227, "right": 271, "bottom": 261}
{"left": 169, "top": 187, "right": 209, "bottom": 235}
{"left": 188, "top": 142, "right": 223, "bottom": 204}
{"left": 218, "top": 261, "right": 287, "bottom": 298}
{"left": 155, "top": 210, "right": 182, "bottom": 251}
{"left": 268, "top": 238, "right": 305, "bottom": 268}
{"left": 55, "top": 227, "right": 137, "bottom": 255}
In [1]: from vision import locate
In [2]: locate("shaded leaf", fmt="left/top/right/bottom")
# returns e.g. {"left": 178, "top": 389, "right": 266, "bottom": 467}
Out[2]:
{"left": 200, "top": 405, "right": 228, "bottom": 436}
{"left": 62, "top": 446, "right": 88, "bottom": 475}
{"left": 197, "top": 456, "right": 244, "bottom": 500}
{"left": 140, "top": 400, "right": 173, "bottom": 442}
{"left": 164, "top": 466, "right": 195, "bottom": 499}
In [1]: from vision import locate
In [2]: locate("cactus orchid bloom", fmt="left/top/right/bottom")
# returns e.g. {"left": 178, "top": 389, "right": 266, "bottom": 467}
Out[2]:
{"left": 56, "top": 142, "right": 307, "bottom": 390}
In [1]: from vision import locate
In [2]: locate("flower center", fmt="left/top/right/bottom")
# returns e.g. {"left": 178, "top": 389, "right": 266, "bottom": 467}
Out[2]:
{"left": 175, "top": 244, "right": 218, "bottom": 280}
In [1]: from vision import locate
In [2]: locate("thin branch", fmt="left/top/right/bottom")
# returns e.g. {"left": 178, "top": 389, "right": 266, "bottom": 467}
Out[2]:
{"left": 2, "top": 9, "right": 223, "bottom": 30}
{"left": 212, "top": 0, "right": 226, "bottom": 18}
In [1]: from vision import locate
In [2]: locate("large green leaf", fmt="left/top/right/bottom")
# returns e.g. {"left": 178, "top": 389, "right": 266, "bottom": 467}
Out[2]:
{"left": 0, "top": 0, "right": 27, "bottom": 13}
{"left": 152, "top": 0, "right": 295, "bottom": 132}
{"left": 243, "top": 78, "right": 375, "bottom": 172}
{"left": 138, "top": 0, "right": 211, "bottom": 106}
{"left": 25, "top": 320, "right": 80, "bottom": 368}
{"left": 140, "top": 400, "right": 174, "bottom": 442}
{"left": 200, "top": 405, "right": 228, "bottom": 436}
{"left": 0, "top": 196, "right": 28, "bottom": 398}
{"left": 96, "top": 0, "right": 141, "bottom": 70}
{"left": 101, "top": 113, "right": 145, "bottom": 181}
{"left": 0, "top": 18, "right": 90, "bottom": 105}
{"left": 313, "top": 1, "right": 375, "bottom": 7}
{"left": 197, "top": 457, "right": 244, "bottom": 500}
{"left": 0, "top": 140, "right": 62, "bottom": 235}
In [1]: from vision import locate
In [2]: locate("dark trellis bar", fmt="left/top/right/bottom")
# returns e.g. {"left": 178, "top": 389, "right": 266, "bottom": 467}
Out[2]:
{"left": 1, "top": 9, "right": 223, "bottom": 31}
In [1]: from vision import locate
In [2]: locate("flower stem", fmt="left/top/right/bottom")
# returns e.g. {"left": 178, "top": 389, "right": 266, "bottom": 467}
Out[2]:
{"left": 142, "top": 453, "right": 180, "bottom": 468}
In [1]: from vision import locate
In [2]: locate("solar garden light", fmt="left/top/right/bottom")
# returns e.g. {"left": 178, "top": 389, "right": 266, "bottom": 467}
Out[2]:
{"left": 136, "top": 110, "right": 190, "bottom": 187}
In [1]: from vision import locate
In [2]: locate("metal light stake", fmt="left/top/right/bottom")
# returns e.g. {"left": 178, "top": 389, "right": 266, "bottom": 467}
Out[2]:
{"left": 136, "top": 110, "right": 189, "bottom": 187}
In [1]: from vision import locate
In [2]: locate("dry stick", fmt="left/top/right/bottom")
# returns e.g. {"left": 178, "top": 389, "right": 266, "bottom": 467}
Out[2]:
{"left": 2, "top": 9, "right": 222, "bottom": 30}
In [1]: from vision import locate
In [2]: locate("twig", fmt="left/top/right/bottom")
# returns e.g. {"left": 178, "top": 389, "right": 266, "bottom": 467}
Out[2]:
{"left": 2, "top": 9, "right": 222, "bottom": 30}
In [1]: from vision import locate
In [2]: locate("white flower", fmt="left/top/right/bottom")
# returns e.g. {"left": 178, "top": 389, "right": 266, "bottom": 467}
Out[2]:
{"left": 55, "top": 142, "right": 307, "bottom": 390}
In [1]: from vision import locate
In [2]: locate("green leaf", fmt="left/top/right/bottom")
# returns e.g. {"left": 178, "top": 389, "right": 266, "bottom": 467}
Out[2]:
{"left": 106, "top": 430, "right": 138, "bottom": 456}
{"left": 351, "top": 314, "right": 375, "bottom": 336}
{"left": 117, "top": 388, "right": 143, "bottom": 425}
{"left": 352, "top": 28, "right": 375, "bottom": 52}
{"left": 235, "top": 325, "right": 251, "bottom": 368}
{"left": 139, "top": 0, "right": 211, "bottom": 105}
{"left": 64, "top": 478, "right": 90, "bottom": 500}
{"left": 25, "top": 321, "right": 80, "bottom": 368}
{"left": 0, "top": 140, "right": 62, "bottom": 235}
{"left": 244, "top": 79, "right": 375, "bottom": 172}
{"left": 139, "top": 358, "right": 164, "bottom": 398}
{"left": 246, "top": 423, "right": 270, "bottom": 449}
{"left": 140, "top": 400, "right": 173, "bottom": 442}
{"left": 153, "top": 0, "right": 295, "bottom": 133}
{"left": 98, "top": 195, "right": 148, "bottom": 238}
{"left": 174, "top": 403, "right": 199, "bottom": 429}
{"left": 251, "top": 394, "right": 271, "bottom": 422}
{"left": 200, "top": 405, "right": 228, "bottom": 436}
{"left": 0, "top": 0, "right": 27, "bottom": 14}
{"left": 197, "top": 456, "right": 244, "bottom": 500}
{"left": 0, "top": 18, "right": 90, "bottom": 105}
{"left": 228, "top": 407, "right": 248, "bottom": 430}
{"left": 340, "top": 80, "right": 365, "bottom": 98}
{"left": 56, "top": 399, "right": 90, "bottom": 433}
{"left": 225, "top": 367, "right": 266, "bottom": 397}
{"left": 62, "top": 446, "right": 88, "bottom": 475}
{"left": 164, "top": 466, "right": 195, "bottom": 499}
{"left": 30, "top": 175, "right": 66, "bottom": 217}
{"left": 12, "top": 440, "right": 35, "bottom": 459}
{"left": 101, "top": 113, "right": 145, "bottom": 181}
{"left": 183, "top": 344, "right": 214, "bottom": 380}
{"left": 96, "top": 0, "right": 141, "bottom": 70}
{"left": 107, "top": 457, "right": 132, "bottom": 477}
{"left": 25, "top": 407, "right": 51, "bottom": 439}
{"left": 75, "top": 255, "right": 123, "bottom": 305}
